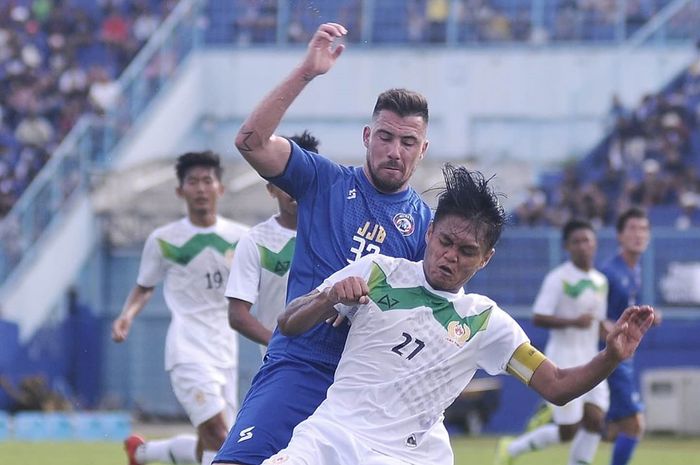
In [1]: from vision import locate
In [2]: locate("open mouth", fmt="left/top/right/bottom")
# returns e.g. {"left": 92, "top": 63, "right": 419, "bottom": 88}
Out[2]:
{"left": 438, "top": 265, "right": 452, "bottom": 276}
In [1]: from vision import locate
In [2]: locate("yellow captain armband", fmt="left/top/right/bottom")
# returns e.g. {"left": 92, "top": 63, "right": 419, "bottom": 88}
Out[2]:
{"left": 506, "top": 342, "right": 547, "bottom": 385}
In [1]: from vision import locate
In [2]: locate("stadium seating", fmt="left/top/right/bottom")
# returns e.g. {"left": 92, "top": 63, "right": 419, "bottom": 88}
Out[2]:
{"left": 0, "top": 0, "right": 172, "bottom": 217}
{"left": 513, "top": 55, "right": 700, "bottom": 227}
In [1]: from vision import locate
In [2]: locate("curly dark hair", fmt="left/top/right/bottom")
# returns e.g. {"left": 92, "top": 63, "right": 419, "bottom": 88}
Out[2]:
{"left": 434, "top": 163, "right": 506, "bottom": 251}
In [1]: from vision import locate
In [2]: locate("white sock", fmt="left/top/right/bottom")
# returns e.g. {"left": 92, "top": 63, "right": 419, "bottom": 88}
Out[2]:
{"left": 568, "top": 429, "right": 601, "bottom": 465}
{"left": 135, "top": 434, "right": 198, "bottom": 464}
{"left": 508, "top": 423, "right": 561, "bottom": 457}
{"left": 201, "top": 450, "right": 217, "bottom": 465}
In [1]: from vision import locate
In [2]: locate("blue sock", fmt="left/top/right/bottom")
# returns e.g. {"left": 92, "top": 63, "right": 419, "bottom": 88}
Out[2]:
{"left": 610, "top": 433, "right": 639, "bottom": 465}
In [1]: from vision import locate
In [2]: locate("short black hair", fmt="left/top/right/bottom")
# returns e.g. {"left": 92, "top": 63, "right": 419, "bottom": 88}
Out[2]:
{"left": 289, "top": 130, "right": 320, "bottom": 152}
{"left": 373, "top": 88, "right": 429, "bottom": 123}
{"left": 562, "top": 218, "right": 594, "bottom": 242}
{"left": 616, "top": 206, "right": 648, "bottom": 233}
{"left": 434, "top": 164, "right": 506, "bottom": 251}
{"left": 175, "top": 151, "right": 223, "bottom": 185}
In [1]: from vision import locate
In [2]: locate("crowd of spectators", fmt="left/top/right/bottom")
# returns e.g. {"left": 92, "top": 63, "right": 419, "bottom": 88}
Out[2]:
{"left": 514, "top": 46, "right": 700, "bottom": 229}
{"left": 210, "top": 0, "right": 700, "bottom": 46}
{"left": 0, "top": 0, "right": 173, "bottom": 218}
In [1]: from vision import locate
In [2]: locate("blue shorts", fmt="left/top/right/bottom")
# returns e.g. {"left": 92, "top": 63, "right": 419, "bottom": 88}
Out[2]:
{"left": 606, "top": 361, "right": 644, "bottom": 422}
{"left": 213, "top": 352, "right": 335, "bottom": 465}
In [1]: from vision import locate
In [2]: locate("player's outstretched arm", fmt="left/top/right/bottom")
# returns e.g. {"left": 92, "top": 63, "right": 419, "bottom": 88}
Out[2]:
{"left": 528, "top": 305, "right": 654, "bottom": 405}
{"left": 234, "top": 22, "right": 347, "bottom": 178}
{"left": 111, "top": 285, "right": 155, "bottom": 343}
{"left": 278, "top": 276, "right": 368, "bottom": 336}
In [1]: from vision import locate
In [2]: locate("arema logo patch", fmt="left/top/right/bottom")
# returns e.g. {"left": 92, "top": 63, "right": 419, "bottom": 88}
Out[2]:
{"left": 393, "top": 213, "right": 415, "bottom": 236}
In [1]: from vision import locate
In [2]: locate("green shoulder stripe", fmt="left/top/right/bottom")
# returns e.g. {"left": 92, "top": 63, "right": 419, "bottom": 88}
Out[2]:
{"left": 259, "top": 237, "right": 296, "bottom": 276}
{"left": 157, "top": 233, "right": 236, "bottom": 265}
{"left": 367, "top": 262, "right": 492, "bottom": 343}
{"left": 563, "top": 279, "right": 607, "bottom": 298}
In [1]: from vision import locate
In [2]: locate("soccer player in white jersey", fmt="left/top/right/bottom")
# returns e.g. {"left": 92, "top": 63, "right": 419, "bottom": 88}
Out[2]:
{"left": 263, "top": 164, "right": 654, "bottom": 465}
{"left": 111, "top": 151, "right": 248, "bottom": 465}
{"left": 495, "top": 219, "right": 610, "bottom": 465}
{"left": 226, "top": 132, "right": 319, "bottom": 354}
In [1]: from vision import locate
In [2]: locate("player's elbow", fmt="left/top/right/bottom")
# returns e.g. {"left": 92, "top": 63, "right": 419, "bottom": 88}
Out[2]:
{"left": 545, "top": 391, "right": 571, "bottom": 407}
{"left": 227, "top": 301, "right": 247, "bottom": 331}
{"left": 234, "top": 126, "right": 266, "bottom": 155}
{"left": 276, "top": 313, "right": 293, "bottom": 336}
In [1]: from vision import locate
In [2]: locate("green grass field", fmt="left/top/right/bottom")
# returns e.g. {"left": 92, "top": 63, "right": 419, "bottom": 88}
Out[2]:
{"left": 1, "top": 435, "right": 699, "bottom": 465}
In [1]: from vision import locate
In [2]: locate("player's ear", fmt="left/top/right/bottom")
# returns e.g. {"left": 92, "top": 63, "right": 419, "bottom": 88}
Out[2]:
{"left": 420, "top": 139, "right": 428, "bottom": 160}
{"left": 425, "top": 222, "right": 434, "bottom": 242}
{"left": 362, "top": 126, "right": 370, "bottom": 148}
{"left": 480, "top": 248, "right": 495, "bottom": 269}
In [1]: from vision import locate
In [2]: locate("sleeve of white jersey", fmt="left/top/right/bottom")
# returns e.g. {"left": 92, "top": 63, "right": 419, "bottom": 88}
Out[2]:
{"left": 136, "top": 231, "right": 167, "bottom": 288}
{"left": 531, "top": 269, "right": 561, "bottom": 317}
{"left": 477, "top": 307, "right": 530, "bottom": 376}
{"left": 224, "top": 233, "right": 261, "bottom": 304}
{"left": 315, "top": 254, "right": 377, "bottom": 321}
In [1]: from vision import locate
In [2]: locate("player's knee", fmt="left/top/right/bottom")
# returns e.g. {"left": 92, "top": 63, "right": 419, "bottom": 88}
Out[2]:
{"left": 581, "top": 404, "right": 606, "bottom": 433}
{"left": 558, "top": 423, "right": 579, "bottom": 441}
{"left": 581, "top": 413, "right": 604, "bottom": 433}
{"left": 619, "top": 413, "right": 644, "bottom": 437}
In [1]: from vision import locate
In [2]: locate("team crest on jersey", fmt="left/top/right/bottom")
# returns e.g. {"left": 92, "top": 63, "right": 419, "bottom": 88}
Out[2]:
{"left": 393, "top": 213, "right": 415, "bottom": 236}
{"left": 446, "top": 320, "right": 471, "bottom": 347}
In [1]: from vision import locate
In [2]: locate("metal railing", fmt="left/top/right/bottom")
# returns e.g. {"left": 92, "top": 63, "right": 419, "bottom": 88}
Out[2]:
{"left": 203, "top": 0, "right": 700, "bottom": 46}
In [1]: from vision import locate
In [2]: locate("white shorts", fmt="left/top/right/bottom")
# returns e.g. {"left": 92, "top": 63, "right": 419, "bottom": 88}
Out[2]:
{"left": 262, "top": 416, "right": 413, "bottom": 465}
{"left": 169, "top": 363, "right": 238, "bottom": 427}
{"left": 550, "top": 379, "right": 609, "bottom": 425}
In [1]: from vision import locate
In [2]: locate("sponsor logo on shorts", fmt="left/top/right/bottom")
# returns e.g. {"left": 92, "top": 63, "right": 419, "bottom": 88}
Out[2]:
{"left": 393, "top": 213, "right": 415, "bottom": 236}
{"left": 237, "top": 426, "right": 255, "bottom": 443}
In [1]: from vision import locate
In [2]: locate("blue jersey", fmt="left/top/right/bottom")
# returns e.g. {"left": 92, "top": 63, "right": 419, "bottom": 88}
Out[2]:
{"left": 265, "top": 141, "right": 433, "bottom": 365}
{"left": 601, "top": 253, "right": 644, "bottom": 420}
{"left": 601, "top": 254, "right": 642, "bottom": 321}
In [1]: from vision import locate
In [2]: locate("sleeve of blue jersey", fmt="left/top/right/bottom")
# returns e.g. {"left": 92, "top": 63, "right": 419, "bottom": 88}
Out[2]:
{"left": 264, "top": 139, "right": 341, "bottom": 202}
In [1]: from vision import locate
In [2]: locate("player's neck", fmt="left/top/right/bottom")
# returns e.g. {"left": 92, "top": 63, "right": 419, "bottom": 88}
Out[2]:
{"left": 621, "top": 250, "right": 641, "bottom": 268}
{"left": 188, "top": 212, "right": 217, "bottom": 228}
{"left": 275, "top": 213, "right": 297, "bottom": 231}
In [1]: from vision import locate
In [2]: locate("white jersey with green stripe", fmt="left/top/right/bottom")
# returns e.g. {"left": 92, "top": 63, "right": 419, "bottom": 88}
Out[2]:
{"left": 225, "top": 216, "right": 296, "bottom": 345}
{"left": 312, "top": 254, "right": 528, "bottom": 463}
{"left": 137, "top": 216, "right": 249, "bottom": 370}
{"left": 532, "top": 261, "right": 608, "bottom": 367}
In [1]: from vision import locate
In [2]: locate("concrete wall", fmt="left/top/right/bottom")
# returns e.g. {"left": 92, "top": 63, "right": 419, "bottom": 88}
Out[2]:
{"left": 118, "top": 45, "right": 695, "bottom": 166}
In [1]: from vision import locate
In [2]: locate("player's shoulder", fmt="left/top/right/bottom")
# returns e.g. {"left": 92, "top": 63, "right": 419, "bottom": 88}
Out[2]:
{"left": 589, "top": 267, "right": 609, "bottom": 284}
{"left": 543, "top": 261, "right": 570, "bottom": 281}
{"left": 462, "top": 293, "right": 513, "bottom": 325}
{"left": 148, "top": 217, "right": 187, "bottom": 239}
{"left": 216, "top": 216, "right": 249, "bottom": 235}
{"left": 600, "top": 254, "right": 623, "bottom": 278}
{"left": 368, "top": 253, "right": 415, "bottom": 269}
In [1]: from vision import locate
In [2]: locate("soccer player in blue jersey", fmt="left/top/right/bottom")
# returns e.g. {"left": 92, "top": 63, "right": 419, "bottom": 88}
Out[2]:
{"left": 601, "top": 206, "right": 661, "bottom": 465}
{"left": 214, "top": 22, "right": 436, "bottom": 465}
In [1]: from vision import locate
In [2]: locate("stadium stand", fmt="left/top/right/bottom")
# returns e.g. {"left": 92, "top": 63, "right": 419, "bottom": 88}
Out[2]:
{"left": 0, "top": 0, "right": 173, "bottom": 217}
{"left": 513, "top": 46, "right": 700, "bottom": 228}
{"left": 202, "top": 0, "right": 700, "bottom": 45}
